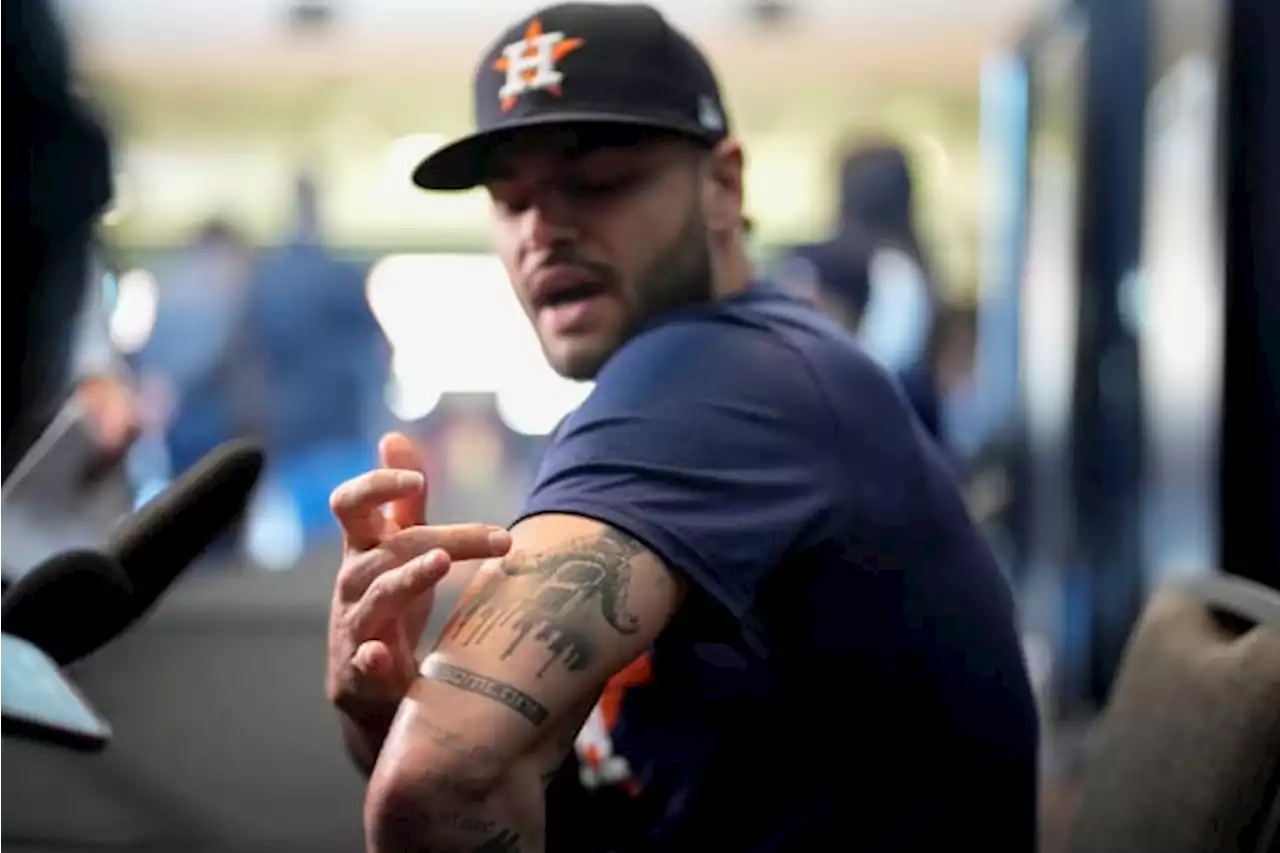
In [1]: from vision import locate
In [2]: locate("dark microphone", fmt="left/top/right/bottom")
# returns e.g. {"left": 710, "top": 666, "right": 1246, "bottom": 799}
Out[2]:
{"left": 107, "top": 438, "right": 264, "bottom": 616}
{"left": 1, "top": 550, "right": 133, "bottom": 665}
{"left": 1, "top": 439, "right": 264, "bottom": 664}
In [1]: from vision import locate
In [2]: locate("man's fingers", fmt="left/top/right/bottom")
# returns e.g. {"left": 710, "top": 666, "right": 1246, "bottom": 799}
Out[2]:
{"left": 345, "top": 550, "right": 451, "bottom": 641}
{"left": 379, "top": 432, "right": 428, "bottom": 530}
{"left": 333, "top": 641, "right": 402, "bottom": 713}
{"left": 395, "top": 524, "right": 512, "bottom": 563}
{"left": 336, "top": 523, "right": 511, "bottom": 601}
{"left": 329, "top": 468, "right": 426, "bottom": 550}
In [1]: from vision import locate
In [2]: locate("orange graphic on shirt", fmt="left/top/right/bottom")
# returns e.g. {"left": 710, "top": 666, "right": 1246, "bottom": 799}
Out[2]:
{"left": 576, "top": 651, "right": 653, "bottom": 796}
{"left": 599, "top": 651, "right": 653, "bottom": 729}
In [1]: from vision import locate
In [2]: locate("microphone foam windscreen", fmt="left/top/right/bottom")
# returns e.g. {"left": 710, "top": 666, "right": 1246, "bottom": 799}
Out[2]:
{"left": 108, "top": 438, "right": 265, "bottom": 606}
{"left": 0, "top": 550, "right": 133, "bottom": 665}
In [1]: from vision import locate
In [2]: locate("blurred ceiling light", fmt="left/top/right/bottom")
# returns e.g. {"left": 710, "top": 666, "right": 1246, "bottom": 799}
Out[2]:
{"left": 384, "top": 134, "right": 446, "bottom": 191}
{"left": 109, "top": 268, "right": 160, "bottom": 354}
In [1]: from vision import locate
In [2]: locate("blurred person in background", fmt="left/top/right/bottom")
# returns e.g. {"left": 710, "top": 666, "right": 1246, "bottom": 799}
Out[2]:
{"left": 132, "top": 218, "right": 260, "bottom": 483}
{"left": 771, "top": 237, "right": 872, "bottom": 333}
{"left": 242, "top": 173, "right": 391, "bottom": 550}
{"left": 774, "top": 140, "right": 981, "bottom": 455}
{"left": 324, "top": 5, "right": 1037, "bottom": 852}
{"left": 897, "top": 303, "right": 980, "bottom": 453}
{"left": 834, "top": 139, "right": 940, "bottom": 375}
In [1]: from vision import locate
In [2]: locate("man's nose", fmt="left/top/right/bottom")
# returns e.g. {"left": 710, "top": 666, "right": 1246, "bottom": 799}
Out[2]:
{"left": 520, "top": 190, "right": 580, "bottom": 248}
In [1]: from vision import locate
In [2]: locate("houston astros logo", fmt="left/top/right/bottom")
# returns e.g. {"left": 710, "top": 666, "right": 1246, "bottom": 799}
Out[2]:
{"left": 493, "top": 18, "right": 585, "bottom": 112}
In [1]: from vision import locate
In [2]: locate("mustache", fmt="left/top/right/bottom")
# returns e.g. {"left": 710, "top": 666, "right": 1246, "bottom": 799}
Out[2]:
{"left": 530, "top": 248, "right": 616, "bottom": 285}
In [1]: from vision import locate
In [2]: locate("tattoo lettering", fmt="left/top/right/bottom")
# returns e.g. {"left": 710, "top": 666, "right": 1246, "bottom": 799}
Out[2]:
{"left": 424, "top": 659, "right": 549, "bottom": 727}
{"left": 420, "top": 769, "right": 489, "bottom": 802}
{"left": 434, "top": 811, "right": 496, "bottom": 835}
{"left": 415, "top": 714, "right": 503, "bottom": 775}
{"left": 444, "top": 529, "right": 645, "bottom": 675}
{"left": 469, "top": 829, "right": 522, "bottom": 853}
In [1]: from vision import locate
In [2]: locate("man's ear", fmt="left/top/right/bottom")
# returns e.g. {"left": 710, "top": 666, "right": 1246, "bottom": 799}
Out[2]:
{"left": 700, "top": 138, "right": 745, "bottom": 235}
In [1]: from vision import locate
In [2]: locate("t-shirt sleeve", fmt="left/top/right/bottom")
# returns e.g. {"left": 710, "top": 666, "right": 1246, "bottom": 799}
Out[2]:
{"left": 515, "top": 315, "right": 845, "bottom": 619}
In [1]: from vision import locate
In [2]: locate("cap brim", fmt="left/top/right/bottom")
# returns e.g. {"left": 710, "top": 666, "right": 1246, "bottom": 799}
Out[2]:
{"left": 411, "top": 113, "right": 714, "bottom": 191}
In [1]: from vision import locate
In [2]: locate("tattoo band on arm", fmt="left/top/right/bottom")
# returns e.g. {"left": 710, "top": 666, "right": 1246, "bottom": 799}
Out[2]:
{"left": 423, "top": 658, "right": 550, "bottom": 727}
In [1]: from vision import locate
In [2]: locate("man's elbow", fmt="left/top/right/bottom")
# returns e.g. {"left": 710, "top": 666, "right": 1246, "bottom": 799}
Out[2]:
{"left": 364, "top": 749, "right": 503, "bottom": 851}
{"left": 364, "top": 771, "right": 430, "bottom": 853}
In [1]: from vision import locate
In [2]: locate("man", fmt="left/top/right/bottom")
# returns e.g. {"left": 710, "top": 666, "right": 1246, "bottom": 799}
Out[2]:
{"left": 325, "top": 5, "right": 1038, "bottom": 852}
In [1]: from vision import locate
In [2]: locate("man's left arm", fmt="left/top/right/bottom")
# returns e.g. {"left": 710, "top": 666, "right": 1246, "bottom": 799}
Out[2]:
{"left": 365, "top": 317, "right": 852, "bottom": 853}
{"left": 365, "top": 511, "right": 686, "bottom": 853}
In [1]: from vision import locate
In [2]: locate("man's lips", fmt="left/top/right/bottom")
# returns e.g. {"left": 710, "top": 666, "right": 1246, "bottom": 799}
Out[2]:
{"left": 529, "top": 266, "right": 609, "bottom": 311}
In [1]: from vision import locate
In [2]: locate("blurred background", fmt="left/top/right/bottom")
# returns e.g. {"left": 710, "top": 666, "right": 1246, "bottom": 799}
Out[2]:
{"left": 5, "top": 0, "right": 1278, "bottom": 851}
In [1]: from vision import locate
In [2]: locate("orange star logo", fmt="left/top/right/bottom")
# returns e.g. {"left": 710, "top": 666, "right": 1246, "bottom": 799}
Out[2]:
{"left": 492, "top": 18, "right": 585, "bottom": 112}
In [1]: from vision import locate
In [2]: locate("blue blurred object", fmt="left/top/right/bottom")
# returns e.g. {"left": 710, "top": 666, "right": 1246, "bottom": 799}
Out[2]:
{"left": 244, "top": 176, "right": 391, "bottom": 462}
{"left": 272, "top": 440, "right": 377, "bottom": 544}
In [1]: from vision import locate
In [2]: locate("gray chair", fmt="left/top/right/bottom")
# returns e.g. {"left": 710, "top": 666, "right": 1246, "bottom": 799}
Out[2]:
{"left": 1065, "top": 574, "right": 1280, "bottom": 853}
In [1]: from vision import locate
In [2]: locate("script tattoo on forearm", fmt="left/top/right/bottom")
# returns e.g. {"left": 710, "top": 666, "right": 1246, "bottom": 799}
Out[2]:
{"left": 442, "top": 529, "right": 645, "bottom": 676}
{"left": 424, "top": 659, "right": 549, "bottom": 727}
{"left": 414, "top": 714, "right": 504, "bottom": 776}
{"left": 432, "top": 811, "right": 496, "bottom": 835}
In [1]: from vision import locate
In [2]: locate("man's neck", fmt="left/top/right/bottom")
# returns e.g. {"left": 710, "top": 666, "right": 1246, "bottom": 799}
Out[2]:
{"left": 711, "top": 245, "right": 753, "bottom": 300}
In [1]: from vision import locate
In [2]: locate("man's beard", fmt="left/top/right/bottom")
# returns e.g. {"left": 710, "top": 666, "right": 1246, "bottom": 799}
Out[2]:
{"left": 631, "top": 201, "right": 715, "bottom": 328}
{"left": 551, "top": 201, "right": 713, "bottom": 381}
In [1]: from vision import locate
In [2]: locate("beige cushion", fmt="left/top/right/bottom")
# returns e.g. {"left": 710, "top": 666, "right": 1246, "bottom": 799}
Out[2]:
{"left": 1066, "top": 580, "right": 1280, "bottom": 853}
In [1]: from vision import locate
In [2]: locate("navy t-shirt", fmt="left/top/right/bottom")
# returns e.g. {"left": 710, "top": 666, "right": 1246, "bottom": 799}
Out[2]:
{"left": 521, "top": 289, "right": 1037, "bottom": 853}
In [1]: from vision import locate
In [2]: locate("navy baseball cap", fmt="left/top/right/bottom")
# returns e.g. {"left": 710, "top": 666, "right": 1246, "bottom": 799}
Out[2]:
{"left": 412, "top": 3, "right": 732, "bottom": 191}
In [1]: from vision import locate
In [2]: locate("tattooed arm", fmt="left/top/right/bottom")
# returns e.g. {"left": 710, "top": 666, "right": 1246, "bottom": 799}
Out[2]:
{"left": 365, "top": 513, "right": 686, "bottom": 853}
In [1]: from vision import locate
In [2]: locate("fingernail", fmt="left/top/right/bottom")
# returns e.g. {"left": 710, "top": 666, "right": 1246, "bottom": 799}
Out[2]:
{"left": 395, "top": 470, "right": 423, "bottom": 488}
{"left": 487, "top": 529, "right": 512, "bottom": 551}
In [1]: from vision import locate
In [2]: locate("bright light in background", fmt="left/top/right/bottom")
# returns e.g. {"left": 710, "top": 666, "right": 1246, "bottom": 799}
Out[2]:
{"left": 383, "top": 134, "right": 446, "bottom": 191}
{"left": 496, "top": 377, "right": 594, "bottom": 437}
{"left": 244, "top": 483, "right": 306, "bottom": 572}
{"left": 385, "top": 365, "right": 444, "bottom": 422}
{"left": 109, "top": 268, "right": 160, "bottom": 353}
{"left": 366, "top": 254, "right": 593, "bottom": 433}
{"left": 915, "top": 134, "right": 953, "bottom": 186}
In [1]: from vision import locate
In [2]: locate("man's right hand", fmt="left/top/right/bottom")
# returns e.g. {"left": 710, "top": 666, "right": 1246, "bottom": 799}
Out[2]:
{"left": 325, "top": 432, "right": 512, "bottom": 772}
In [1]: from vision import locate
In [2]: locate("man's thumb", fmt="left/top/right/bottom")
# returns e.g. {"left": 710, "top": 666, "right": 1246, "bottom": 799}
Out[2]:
{"left": 352, "top": 640, "right": 394, "bottom": 678}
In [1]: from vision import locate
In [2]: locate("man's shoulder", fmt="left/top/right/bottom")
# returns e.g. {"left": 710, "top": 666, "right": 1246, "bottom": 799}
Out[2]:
{"left": 603, "top": 290, "right": 868, "bottom": 391}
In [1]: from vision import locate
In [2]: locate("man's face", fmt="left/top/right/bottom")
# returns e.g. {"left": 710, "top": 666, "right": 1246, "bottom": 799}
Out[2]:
{"left": 486, "top": 129, "right": 716, "bottom": 380}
